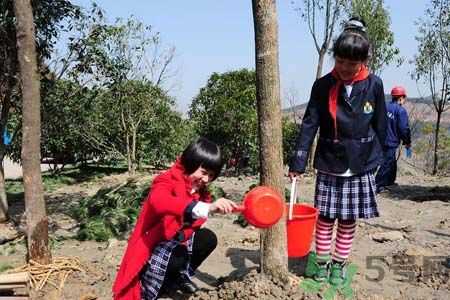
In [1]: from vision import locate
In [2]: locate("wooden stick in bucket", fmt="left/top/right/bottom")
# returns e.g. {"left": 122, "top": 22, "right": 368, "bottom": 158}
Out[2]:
{"left": 288, "top": 176, "right": 298, "bottom": 220}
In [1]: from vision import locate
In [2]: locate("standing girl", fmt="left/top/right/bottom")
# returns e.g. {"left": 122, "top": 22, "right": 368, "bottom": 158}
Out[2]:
{"left": 113, "top": 137, "right": 237, "bottom": 299}
{"left": 289, "top": 18, "right": 387, "bottom": 285}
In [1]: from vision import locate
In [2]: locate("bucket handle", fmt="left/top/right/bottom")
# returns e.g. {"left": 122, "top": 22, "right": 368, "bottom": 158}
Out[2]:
{"left": 232, "top": 206, "right": 245, "bottom": 213}
{"left": 288, "top": 176, "right": 298, "bottom": 220}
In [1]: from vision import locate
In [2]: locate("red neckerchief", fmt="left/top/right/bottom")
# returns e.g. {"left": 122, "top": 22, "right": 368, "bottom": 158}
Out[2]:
{"left": 329, "top": 65, "right": 369, "bottom": 141}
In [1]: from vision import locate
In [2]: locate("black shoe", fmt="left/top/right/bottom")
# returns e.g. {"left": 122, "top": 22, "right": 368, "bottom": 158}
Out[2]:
{"left": 175, "top": 273, "right": 198, "bottom": 294}
{"left": 158, "top": 281, "right": 176, "bottom": 297}
{"left": 376, "top": 186, "right": 387, "bottom": 194}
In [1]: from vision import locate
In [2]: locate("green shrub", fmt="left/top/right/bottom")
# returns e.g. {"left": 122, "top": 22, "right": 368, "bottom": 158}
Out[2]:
{"left": 72, "top": 179, "right": 149, "bottom": 241}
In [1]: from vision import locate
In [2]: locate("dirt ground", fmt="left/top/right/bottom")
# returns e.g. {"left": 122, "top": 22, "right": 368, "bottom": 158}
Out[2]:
{"left": 1, "top": 170, "right": 449, "bottom": 300}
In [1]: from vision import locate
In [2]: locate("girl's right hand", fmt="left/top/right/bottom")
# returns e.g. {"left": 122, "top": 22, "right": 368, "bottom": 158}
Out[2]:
{"left": 288, "top": 171, "right": 303, "bottom": 181}
{"left": 209, "top": 197, "right": 238, "bottom": 214}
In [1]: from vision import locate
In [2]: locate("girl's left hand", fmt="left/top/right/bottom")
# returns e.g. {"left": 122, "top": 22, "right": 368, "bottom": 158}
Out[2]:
{"left": 209, "top": 197, "right": 238, "bottom": 214}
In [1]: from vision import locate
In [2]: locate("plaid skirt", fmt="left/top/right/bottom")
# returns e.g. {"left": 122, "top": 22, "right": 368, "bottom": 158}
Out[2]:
{"left": 314, "top": 171, "right": 379, "bottom": 220}
{"left": 140, "top": 236, "right": 194, "bottom": 300}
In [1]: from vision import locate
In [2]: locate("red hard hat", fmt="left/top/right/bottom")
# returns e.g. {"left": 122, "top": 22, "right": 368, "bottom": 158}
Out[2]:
{"left": 391, "top": 86, "right": 407, "bottom": 97}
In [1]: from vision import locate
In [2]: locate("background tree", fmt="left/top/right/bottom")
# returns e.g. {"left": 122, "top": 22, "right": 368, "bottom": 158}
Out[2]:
{"left": 293, "top": 0, "right": 348, "bottom": 79}
{"left": 189, "top": 69, "right": 258, "bottom": 174}
{"left": 40, "top": 80, "right": 100, "bottom": 172}
{"left": 79, "top": 80, "right": 188, "bottom": 172}
{"left": 412, "top": 0, "right": 449, "bottom": 175}
{"left": 139, "top": 98, "right": 192, "bottom": 169}
{"left": 61, "top": 12, "right": 178, "bottom": 174}
{"left": 190, "top": 69, "right": 302, "bottom": 175}
{"left": 348, "top": 0, "right": 402, "bottom": 75}
{"left": 282, "top": 117, "right": 299, "bottom": 166}
{"left": 252, "top": 0, "right": 288, "bottom": 279}
{"left": 0, "top": 0, "right": 77, "bottom": 222}
{"left": 291, "top": 0, "right": 348, "bottom": 172}
{"left": 14, "top": 0, "right": 51, "bottom": 264}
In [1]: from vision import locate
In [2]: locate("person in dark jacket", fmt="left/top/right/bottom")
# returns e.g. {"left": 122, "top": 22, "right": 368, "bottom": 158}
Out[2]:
{"left": 288, "top": 17, "right": 387, "bottom": 286}
{"left": 113, "top": 137, "right": 237, "bottom": 300}
{"left": 375, "top": 86, "right": 411, "bottom": 192}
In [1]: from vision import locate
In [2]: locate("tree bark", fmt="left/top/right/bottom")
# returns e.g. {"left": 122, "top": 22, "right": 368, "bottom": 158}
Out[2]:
{"left": 252, "top": 0, "right": 288, "bottom": 279}
{"left": 14, "top": 0, "right": 51, "bottom": 264}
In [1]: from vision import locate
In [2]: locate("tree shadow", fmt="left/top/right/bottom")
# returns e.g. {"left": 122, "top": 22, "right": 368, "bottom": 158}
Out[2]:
{"left": 226, "top": 247, "right": 259, "bottom": 269}
{"left": 6, "top": 192, "right": 25, "bottom": 224}
{"left": 223, "top": 247, "right": 260, "bottom": 280}
{"left": 191, "top": 247, "right": 260, "bottom": 288}
{"left": 194, "top": 269, "right": 217, "bottom": 285}
{"left": 426, "top": 229, "right": 450, "bottom": 239}
{"left": 158, "top": 290, "right": 191, "bottom": 300}
{"left": 383, "top": 184, "right": 450, "bottom": 203}
{"left": 45, "top": 191, "right": 89, "bottom": 215}
{"left": 49, "top": 165, "right": 128, "bottom": 183}
{"left": 7, "top": 190, "right": 89, "bottom": 233}
{"left": 5, "top": 164, "right": 129, "bottom": 193}
{"left": 359, "top": 221, "right": 413, "bottom": 232}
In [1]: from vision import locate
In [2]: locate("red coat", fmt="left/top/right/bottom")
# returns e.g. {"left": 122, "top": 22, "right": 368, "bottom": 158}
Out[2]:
{"left": 112, "top": 161, "right": 211, "bottom": 299}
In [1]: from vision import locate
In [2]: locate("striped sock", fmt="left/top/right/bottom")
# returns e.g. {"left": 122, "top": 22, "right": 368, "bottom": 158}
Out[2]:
{"left": 333, "top": 219, "right": 356, "bottom": 263}
{"left": 315, "top": 216, "right": 335, "bottom": 263}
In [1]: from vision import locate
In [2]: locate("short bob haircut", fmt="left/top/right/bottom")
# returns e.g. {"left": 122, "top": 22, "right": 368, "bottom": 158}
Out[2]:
{"left": 180, "top": 137, "right": 223, "bottom": 180}
{"left": 333, "top": 17, "right": 370, "bottom": 62}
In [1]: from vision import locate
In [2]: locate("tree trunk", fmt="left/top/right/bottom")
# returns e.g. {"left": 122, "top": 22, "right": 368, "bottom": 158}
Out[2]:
{"left": 0, "top": 157, "right": 8, "bottom": 222}
{"left": 131, "top": 128, "right": 137, "bottom": 175}
{"left": 126, "top": 132, "right": 132, "bottom": 174}
{"left": 0, "top": 142, "right": 8, "bottom": 222}
{"left": 252, "top": 0, "right": 288, "bottom": 279}
{"left": 0, "top": 85, "right": 13, "bottom": 223}
{"left": 14, "top": 0, "right": 51, "bottom": 264}
{"left": 315, "top": 47, "right": 326, "bottom": 79}
{"left": 121, "top": 107, "right": 134, "bottom": 174}
{"left": 432, "top": 111, "right": 441, "bottom": 175}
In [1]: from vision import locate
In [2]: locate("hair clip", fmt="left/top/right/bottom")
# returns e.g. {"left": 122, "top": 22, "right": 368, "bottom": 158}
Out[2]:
{"left": 345, "top": 19, "right": 366, "bottom": 32}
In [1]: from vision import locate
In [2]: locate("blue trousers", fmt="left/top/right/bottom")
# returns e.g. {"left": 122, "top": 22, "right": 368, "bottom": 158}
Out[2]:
{"left": 375, "top": 146, "right": 398, "bottom": 190}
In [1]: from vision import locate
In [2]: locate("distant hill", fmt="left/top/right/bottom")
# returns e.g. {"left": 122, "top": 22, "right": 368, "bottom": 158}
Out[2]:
{"left": 406, "top": 95, "right": 433, "bottom": 104}
{"left": 282, "top": 95, "right": 450, "bottom": 126}
{"left": 282, "top": 102, "right": 307, "bottom": 114}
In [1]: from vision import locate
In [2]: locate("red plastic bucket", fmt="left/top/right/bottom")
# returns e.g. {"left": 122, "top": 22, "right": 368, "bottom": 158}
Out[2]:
{"left": 286, "top": 203, "right": 318, "bottom": 257}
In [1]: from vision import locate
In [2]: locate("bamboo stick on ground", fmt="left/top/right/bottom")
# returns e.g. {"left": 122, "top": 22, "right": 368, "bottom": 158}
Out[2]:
{"left": 5, "top": 256, "right": 102, "bottom": 293}
{"left": 0, "top": 272, "right": 28, "bottom": 284}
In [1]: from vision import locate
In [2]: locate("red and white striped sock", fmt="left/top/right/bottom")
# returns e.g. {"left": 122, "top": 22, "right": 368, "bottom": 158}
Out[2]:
{"left": 333, "top": 219, "right": 356, "bottom": 263}
{"left": 315, "top": 216, "right": 335, "bottom": 263}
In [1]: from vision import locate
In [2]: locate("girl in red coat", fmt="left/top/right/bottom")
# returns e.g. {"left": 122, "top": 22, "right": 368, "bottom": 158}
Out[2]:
{"left": 113, "top": 137, "right": 237, "bottom": 300}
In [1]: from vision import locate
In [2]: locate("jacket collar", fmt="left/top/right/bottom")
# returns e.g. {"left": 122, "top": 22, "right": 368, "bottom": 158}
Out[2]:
{"left": 169, "top": 159, "right": 193, "bottom": 193}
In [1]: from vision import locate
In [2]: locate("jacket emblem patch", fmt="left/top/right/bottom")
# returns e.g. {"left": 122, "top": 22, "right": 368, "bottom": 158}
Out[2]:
{"left": 363, "top": 101, "right": 373, "bottom": 114}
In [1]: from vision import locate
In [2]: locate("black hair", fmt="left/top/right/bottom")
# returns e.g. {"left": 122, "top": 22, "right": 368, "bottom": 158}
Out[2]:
{"left": 180, "top": 137, "right": 223, "bottom": 180}
{"left": 391, "top": 95, "right": 402, "bottom": 102}
{"left": 332, "top": 17, "right": 370, "bottom": 62}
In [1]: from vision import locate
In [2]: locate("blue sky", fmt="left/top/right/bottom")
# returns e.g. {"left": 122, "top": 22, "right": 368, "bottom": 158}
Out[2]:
{"left": 72, "top": 0, "right": 429, "bottom": 113}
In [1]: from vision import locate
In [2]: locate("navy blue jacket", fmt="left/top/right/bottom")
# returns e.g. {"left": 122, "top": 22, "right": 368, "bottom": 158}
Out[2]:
{"left": 385, "top": 101, "right": 411, "bottom": 147}
{"left": 289, "top": 73, "right": 387, "bottom": 174}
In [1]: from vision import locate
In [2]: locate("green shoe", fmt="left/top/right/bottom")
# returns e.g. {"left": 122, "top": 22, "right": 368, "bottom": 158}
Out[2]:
{"left": 329, "top": 262, "right": 346, "bottom": 286}
{"left": 313, "top": 262, "right": 329, "bottom": 282}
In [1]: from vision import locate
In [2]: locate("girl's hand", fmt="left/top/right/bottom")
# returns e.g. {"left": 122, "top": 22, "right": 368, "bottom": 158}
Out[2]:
{"left": 209, "top": 197, "right": 238, "bottom": 214}
{"left": 288, "top": 171, "right": 303, "bottom": 181}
